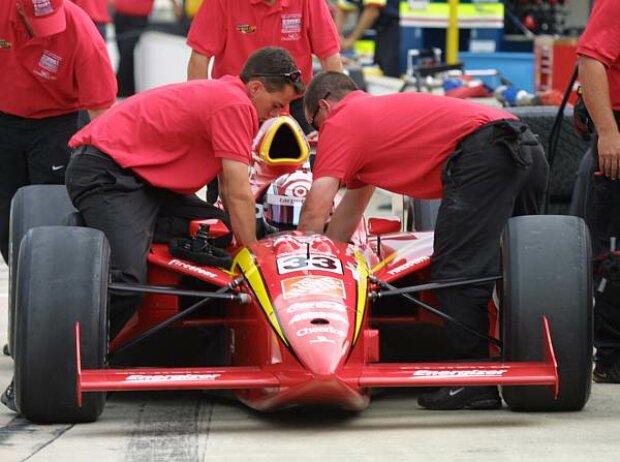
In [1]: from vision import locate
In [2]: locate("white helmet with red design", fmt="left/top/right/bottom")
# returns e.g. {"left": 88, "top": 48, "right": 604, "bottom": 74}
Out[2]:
{"left": 263, "top": 168, "right": 313, "bottom": 229}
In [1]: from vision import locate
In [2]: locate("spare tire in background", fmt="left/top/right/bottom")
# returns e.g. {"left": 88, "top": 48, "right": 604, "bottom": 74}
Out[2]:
{"left": 507, "top": 106, "right": 590, "bottom": 215}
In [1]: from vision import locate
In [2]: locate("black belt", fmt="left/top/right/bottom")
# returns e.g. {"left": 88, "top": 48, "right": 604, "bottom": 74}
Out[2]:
{"left": 460, "top": 119, "right": 527, "bottom": 148}
{"left": 72, "top": 145, "right": 109, "bottom": 159}
{"left": 0, "top": 110, "right": 78, "bottom": 125}
{"left": 459, "top": 119, "right": 536, "bottom": 169}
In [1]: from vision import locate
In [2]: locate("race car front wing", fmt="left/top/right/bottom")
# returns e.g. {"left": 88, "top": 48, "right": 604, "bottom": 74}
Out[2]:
{"left": 75, "top": 317, "right": 558, "bottom": 406}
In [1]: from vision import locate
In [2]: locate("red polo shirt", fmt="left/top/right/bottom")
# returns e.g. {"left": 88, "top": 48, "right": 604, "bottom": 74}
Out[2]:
{"left": 73, "top": 0, "right": 112, "bottom": 23}
{"left": 313, "top": 91, "right": 517, "bottom": 199}
{"left": 112, "top": 0, "right": 154, "bottom": 16}
{"left": 0, "top": 1, "right": 116, "bottom": 119}
{"left": 186, "top": 0, "right": 340, "bottom": 85}
{"left": 69, "top": 77, "right": 258, "bottom": 195}
{"left": 577, "top": 0, "right": 620, "bottom": 111}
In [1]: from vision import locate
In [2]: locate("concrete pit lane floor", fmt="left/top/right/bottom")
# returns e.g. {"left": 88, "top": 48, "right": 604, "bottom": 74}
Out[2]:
{"left": 1, "top": 192, "right": 620, "bottom": 461}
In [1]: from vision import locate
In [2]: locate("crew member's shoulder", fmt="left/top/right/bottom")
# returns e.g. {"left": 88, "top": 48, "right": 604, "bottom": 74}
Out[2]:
{"left": 212, "top": 76, "right": 251, "bottom": 100}
{"left": 63, "top": 2, "right": 106, "bottom": 45}
{"left": 185, "top": 78, "right": 253, "bottom": 114}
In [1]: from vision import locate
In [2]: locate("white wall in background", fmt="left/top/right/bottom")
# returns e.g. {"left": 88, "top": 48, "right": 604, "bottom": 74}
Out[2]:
{"left": 134, "top": 31, "right": 192, "bottom": 92}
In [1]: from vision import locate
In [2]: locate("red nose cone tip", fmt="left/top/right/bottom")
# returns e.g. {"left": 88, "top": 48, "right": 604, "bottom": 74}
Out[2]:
{"left": 287, "top": 328, "right": 350, "bottom": 376}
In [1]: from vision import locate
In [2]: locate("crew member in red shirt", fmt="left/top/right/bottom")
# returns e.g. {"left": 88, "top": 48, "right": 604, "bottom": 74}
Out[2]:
{"left": 298, "top": 72, "right": 548, "bottom": 410}
{"left": 572, "top": 0, "right": 620, "bottom": 383}
{"left": 186, "top": 0, "right": 342, "bottom": 204}
{"left": 72, "top": 0, "right": 111, "bottom": 38}
{"left": 186, "top": 0, "right": 342, "bottom": 135}
{"left": 64, "top": 47, "right": 302, "bottom": 339}
{"left": 0, "top": 0, "right": 116, "bottom": 265}
{"left": 112, "top": 0, "right": 181, "bottom": 97}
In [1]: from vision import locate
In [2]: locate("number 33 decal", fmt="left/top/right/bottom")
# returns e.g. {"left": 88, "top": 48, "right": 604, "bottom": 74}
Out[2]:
{"left": 277, "top": 255, "right": 343, "bottom": 275}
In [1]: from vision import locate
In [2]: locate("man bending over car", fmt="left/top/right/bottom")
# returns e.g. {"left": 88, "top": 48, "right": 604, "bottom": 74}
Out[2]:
{"left": 297, "top": 72, "right": 548, "bottom": 411}
{"left": 2, "top": 46, "right": 303, "bottom": 414}
{"left": 64, "top": 46, "right": 302, "bottom": 340}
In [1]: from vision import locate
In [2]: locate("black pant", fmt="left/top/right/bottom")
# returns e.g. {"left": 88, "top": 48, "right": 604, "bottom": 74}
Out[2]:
{"left": 114, "top": 12, "right": 148, "bottom": 97}
{"left": 375, "top": 17, "right": 401, "bottom": 78}
{"left": 431, "top": 120, "right": 549, "bottom": 359}
{"left": 66, "top": 146, "right": 229, "bottom": 336}
{"left": 0, "top": 111, "right": 78, "bottom": 263}
{"left": 94, "top": 22, "right": 107, "bottom": 41}
{"left": 578, "top": 119, "right": 620, "bottom": 366}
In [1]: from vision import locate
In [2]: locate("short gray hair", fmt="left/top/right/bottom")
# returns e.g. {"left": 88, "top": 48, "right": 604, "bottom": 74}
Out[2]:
{"left": 304, "top": 71, "right": 358, "bottom": 116}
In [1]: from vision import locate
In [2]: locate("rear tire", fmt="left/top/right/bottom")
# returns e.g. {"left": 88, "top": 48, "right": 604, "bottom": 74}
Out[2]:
{"left": 8, "top": 185, "right": 76, "bottom": 355}
{"left": 14, "top": 226, "right": 109, "bottom": 423}
{"left": 501, "top": 215, "right": 592, "bottom": 412}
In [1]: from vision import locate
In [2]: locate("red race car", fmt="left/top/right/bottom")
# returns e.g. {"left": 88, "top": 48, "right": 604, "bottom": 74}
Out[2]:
{"left": 7, "top": 116, "right": 592, "bottom": 423}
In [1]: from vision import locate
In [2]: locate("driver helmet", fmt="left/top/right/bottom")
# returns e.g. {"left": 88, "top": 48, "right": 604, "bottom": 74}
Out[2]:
{"left": 263, "top": 169, "right": 313, "bottom": 229}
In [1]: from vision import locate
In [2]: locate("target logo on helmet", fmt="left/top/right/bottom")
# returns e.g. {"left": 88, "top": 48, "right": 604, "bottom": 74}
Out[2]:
{"left": 272, "top": 170, "right": 312, "bottom": 196}
{"left": 264, "top": 170, "right": 313, "bottom": 229}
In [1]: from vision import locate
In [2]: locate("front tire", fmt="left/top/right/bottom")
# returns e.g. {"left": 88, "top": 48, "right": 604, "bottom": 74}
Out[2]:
{"left": 8, "top": 185, "right": 76, "bottom": 355}
{"left": 502, "top": 215, "right": 592, "bottom": 412}
{"left": 14, "top": 226, "right": 109, "bottom": 423}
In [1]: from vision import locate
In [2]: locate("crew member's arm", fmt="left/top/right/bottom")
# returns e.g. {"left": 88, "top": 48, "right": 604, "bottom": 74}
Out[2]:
{"left": 579, "top": 55, "right": 620, "bottom": 180}
{"left": 341, "top": 5, "right": 380, "bottom": 50}
{"left": 326, "top": 185, "right": 375, "bottom": 242}
{"left": 333, "top": 6, "right": 349, "bottom": 34}
{"left": 187, "top": 51, "right": 213, "bottom": 80}
{"left": 219, "top": 159, "right": 256, "bottom": 246}
{"left": 298, "top": 177, "right": 341, "bottom": 234}
{"left": 186, "top": 0, "right": 223, "bottom": 80}
{"left": 320, "top": 53, "right": 344, "bottom": 72}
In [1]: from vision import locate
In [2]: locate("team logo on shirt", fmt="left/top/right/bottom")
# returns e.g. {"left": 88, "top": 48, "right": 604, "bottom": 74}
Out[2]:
{"left": 33, "top": 50, "right": 62, "bottom": 80}
{"left": 32, "top": 0, "right": 54, "bottom": 17}
{"left": 236, "top": 23, "right": 257, "bottom": 34}
{"left": 0, "top": 39, "right": 12, "bottom": 48}
{"left": 281, "top": 13, "right": 301, "bottom": 41}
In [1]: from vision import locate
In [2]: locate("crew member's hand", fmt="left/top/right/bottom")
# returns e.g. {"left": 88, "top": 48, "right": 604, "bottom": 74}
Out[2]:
{"left": 306, "top": 130, "right": 319, "bottom": 144}
{"left": 597, "top": 130, "right": 620, "bottom": 180}
{"left": 340, "top": 36, "right": 355, "bottom": 51}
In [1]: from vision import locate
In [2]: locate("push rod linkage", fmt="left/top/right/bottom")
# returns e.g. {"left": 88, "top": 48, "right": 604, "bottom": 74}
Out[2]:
{"left": 109, "top": 282, "right": 250, "bottom": 303}
{"left": 370, "top": 276, "right": 502, "bottom": 348}
{"left": 370, "top": 275, "right": 501, "bottom": 299}
{"left": 111, "top": 277, "right": 246, "bottom": 356}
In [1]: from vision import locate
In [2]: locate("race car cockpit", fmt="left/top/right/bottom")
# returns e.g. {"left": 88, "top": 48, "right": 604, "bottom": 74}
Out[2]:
{"left": 251, "top": 115, "right": 312, "bottom": 234}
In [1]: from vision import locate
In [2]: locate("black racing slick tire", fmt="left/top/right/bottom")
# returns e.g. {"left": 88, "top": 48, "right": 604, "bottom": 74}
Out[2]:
{"left": 501, "top": 215, "right": 592, "bottom": 412}
{"left": 14, "top": 226, "right": 109, "bottom": 423}
{"left": 8, "top": 185, "right": 77, "bottom": 356}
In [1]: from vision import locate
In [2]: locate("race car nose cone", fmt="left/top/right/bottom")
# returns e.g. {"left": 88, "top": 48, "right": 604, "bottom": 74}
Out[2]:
{"left": 288, "top": 322, "right": 350, "bottom": 376}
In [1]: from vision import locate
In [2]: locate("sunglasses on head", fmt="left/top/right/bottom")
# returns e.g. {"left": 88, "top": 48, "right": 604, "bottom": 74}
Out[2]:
{"left": 252, "top": 69, "right": 303, "bottom": 83}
